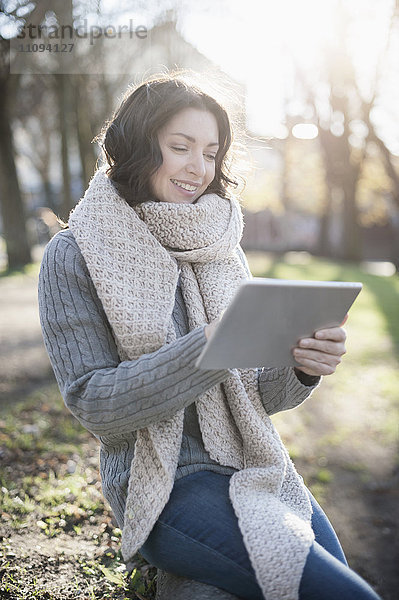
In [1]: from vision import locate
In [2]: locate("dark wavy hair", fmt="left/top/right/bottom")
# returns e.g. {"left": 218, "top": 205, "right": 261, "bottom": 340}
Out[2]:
{"left": 98, "top": 72, "right": 239, "bottom": 206}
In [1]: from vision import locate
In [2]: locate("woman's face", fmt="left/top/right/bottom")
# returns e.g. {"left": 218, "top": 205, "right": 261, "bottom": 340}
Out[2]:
{"left": 150, "top": 107, "right": 219, "bottom": 204}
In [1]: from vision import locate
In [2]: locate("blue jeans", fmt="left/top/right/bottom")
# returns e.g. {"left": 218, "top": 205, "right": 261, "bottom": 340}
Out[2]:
{"left": 139, "top": 471, "right": 382, "bottom": 600}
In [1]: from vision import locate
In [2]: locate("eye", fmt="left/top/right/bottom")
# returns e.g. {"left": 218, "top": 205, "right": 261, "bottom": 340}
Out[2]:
{"left": 171, "top": 146, "right": 187, "bottom": 152}
{"left": 205, "top": 153, "right": 217, "bottom": 161}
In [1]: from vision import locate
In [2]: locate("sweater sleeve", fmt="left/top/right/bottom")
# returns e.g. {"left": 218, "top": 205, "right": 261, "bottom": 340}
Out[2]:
{"left": 257, "top": 367, "right": 320, "bottom": 415}
{"left": 38, "top": 231, "right": 230, "bottom": 437}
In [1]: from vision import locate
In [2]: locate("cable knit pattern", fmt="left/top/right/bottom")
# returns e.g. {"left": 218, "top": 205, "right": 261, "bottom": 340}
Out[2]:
{"left": 38, "top": 231, "right": 316, "bottom": 530}
{"left": 68, "top": 170, "right": 314, "bottom": 600}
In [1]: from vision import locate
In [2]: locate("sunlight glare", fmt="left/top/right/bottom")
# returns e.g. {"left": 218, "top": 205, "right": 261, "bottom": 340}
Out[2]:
{"left": 292, "top": 123, "right": 318, "bottom": 140}
{"left": 181, "top": 0, "right": 396, "bottom": 138}
{"left": 182, "top": 0, "right": 337, "bottom": 135}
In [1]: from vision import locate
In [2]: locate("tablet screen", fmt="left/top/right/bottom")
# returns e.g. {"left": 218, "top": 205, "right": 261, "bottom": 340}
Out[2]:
{"left": 196, "top": 278, "right": 362, "bottom": 369}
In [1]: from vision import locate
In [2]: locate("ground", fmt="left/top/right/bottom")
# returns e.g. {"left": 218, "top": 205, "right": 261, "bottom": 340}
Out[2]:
{"left": 0, "top": 379, "right": 157, "bottom": 600}
{"left": 0, "top": 251, "right": 398, "bottom": 600}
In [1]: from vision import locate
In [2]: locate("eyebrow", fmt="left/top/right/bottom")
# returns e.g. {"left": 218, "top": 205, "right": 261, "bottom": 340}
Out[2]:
{"left": 169, "top": 132, "right": 219, "bottom": 147}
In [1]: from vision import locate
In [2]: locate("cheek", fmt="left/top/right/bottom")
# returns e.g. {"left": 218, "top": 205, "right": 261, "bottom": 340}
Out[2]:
{"left": 160, "top": 151, "right": 181, "bottom": 177}
{"left": 149, "top": 171, "right": 158, "bottom": 192}
{"left": 149, "top": 169, "right": 164, "bottom": 197}
{"left": 152, "top": 161, "right": 168, "bottom": 186}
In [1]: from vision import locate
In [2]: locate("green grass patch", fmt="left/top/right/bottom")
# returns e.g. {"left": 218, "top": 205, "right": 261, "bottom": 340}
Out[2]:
{"left": 0, "top": 386, "right": 88, "bottom": 456}
{"left": 77, "top": 554, "right": 157, "bottom": 599}
{"left": 0, "top": 386, "right": 103, "bottom": 534}
{"left": 0, "top": 565, "right": 58, "bottom": 599}
{"left": 0, "top": 260, "right": 40, "bottom": 279}
{"left": 0, "top": 382, "right": 157, "bottom": 598}
{"left": 315, "top": 468, "right": 334, "bottom": 484}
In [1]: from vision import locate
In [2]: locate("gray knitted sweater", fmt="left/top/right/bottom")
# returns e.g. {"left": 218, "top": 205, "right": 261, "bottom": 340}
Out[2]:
{"left": 38, "top": 230, "right": 319, "bottom": 527}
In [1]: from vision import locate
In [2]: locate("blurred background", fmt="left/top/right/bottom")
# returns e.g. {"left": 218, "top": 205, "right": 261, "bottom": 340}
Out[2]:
{"left": 0, "top": 1, "right": 398, "bottom": 599}
{"left": 1, "top": 0, "right": 399, "bottom": 270}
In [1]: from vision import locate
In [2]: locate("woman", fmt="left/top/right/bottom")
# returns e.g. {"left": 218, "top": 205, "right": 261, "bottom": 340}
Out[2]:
{"left": 38, "top": 73, "right": 381, "bottom": 600}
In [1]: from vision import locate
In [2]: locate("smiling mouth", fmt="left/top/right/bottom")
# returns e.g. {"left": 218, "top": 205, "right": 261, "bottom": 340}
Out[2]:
{"left": 170, "top": 179, "right": 199, "bottom": 192}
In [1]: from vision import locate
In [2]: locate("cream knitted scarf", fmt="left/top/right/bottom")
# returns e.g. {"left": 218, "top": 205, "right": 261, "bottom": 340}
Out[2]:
{"left": 69, "top": 170, "right": 314, "bottom": 600}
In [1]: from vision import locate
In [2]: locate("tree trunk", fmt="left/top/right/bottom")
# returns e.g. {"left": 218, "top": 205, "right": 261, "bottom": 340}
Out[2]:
{"left": 72, "top": 75, "right": 97, "bottom": 187}
{"left": 317, "top": 124, "right": 363, "bottom": 261}
{"left": 363, "top": 109, "right": 399, "bottom": 267}
{"left": 390, "top": 220, "right": 399, "bottom": 271}
{"left": 0, "top": 79, "right": 32, "bottom": 270}
{"left": 317, "top": 189, "right": 333, "bottom": 257}
{"left": 42, "top": 175, "right": 55, "bottom": 212}
{"left": 54, "top": 74, "right": 73, "bottom": 221}
{"left": 341, "top": 173, "right": 362, "bottom": 262}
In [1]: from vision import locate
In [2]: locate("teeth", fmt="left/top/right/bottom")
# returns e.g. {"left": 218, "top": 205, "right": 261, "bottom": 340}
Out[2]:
{"left": 171, "top": 179, "right": 197, "bottom": 191}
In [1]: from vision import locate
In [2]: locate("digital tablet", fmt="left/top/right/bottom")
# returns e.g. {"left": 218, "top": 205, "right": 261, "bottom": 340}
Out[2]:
{"left": 195, "top": 278, "right": 362, "bottom": 370}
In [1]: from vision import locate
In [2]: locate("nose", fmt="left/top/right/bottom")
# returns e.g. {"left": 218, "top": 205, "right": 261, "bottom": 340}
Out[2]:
{"left": 187, "top": 152, "right": 206, "bottom": 178}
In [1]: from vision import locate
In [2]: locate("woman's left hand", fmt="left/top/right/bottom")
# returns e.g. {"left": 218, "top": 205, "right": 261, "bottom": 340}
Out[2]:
{"left": 292, "top": 315, "right": 348, "bottom": 377}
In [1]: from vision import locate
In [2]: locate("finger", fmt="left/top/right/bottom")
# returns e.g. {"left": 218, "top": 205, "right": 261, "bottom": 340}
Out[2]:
{"left": 295, "top": 364, "right": 325, "bottom": 376}
{"left": 298, "top": 338, "right": 346, "bottom": 356}
{"left": 293, "top": 356, "right": 337, "bottom": 376}
{"left": 293, "top": 348, "right": 342, "bottom": 366}
{"left": 295, "top": 366, "right": 320, "bottom": 376}
{"left": 340, "top": 313, "right": 349, "bottom": 326}
{"left": 315, "top": 326, "right": 347, "bottom": 342}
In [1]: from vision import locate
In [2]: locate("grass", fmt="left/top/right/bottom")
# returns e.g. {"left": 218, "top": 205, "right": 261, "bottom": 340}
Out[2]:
{"left": 0, "top": 546, "right": 155, "bottom": 600}
{"left": 0, "top": 261, "right": 40, "bottom": 279}
{"left": 0, "top": 385, "right": 157, "bottom": 599}
{"left": 0, "top": 387, "right": 106, "bottom": 538}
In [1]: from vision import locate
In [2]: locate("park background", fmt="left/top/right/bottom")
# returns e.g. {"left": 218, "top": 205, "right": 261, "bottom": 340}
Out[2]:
{"left": 0, "top": 1, "right": 398, "bottom": 599}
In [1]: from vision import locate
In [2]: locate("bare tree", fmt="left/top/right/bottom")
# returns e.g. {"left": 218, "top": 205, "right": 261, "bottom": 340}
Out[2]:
{"left": 14, "top": 75, "right": 57, "bottom": 211}
{"left": 0, "top": 68, "right": 32, "bottom": 269}
{"left": 71, "top": 74, "right": 97, "bottom": 186}
{"left": 361, "top": 0, "right": 399, "bottom": 268}
{"left": 293, "top": 29, "right": 364, "bottom": 260}
{"left": 0, "top": 0, "right": 49, "bottom": 269}
{"left": 290, "top": 2, "right": 398, "bottom": 263}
